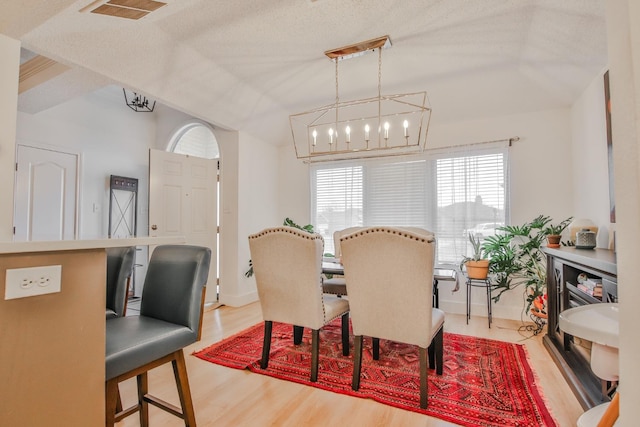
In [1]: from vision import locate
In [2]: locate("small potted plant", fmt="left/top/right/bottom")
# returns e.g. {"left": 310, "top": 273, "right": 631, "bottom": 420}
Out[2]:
{"left": 544, "top": 217, "right": 573, "bottom": 248}
{"left": 460, "top": 233, "right": 490, "bottom": 279}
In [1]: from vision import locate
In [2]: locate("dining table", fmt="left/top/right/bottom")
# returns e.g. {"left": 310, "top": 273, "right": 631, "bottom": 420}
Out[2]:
{"left": 322, "top": 258, "right": 457, "bottom": 309}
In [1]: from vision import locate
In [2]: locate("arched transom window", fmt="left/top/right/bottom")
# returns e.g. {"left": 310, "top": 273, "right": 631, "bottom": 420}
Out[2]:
{"left": 170, "top": 122, "right": 219, "bottom": 159}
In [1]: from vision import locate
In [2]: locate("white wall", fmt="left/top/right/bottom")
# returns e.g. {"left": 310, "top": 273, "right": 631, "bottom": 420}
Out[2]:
{"left": 0, "top": 35, "right": 19, "bottom": 242}
{"left": 571, "top": 69, "right": 613, "bottom": 247}
{"left": 606, "top": 0, "right": 640, "bottom": 422}
{"left": 215, "top": 128, "right": 240, "bottom": 306}
{"left": 431, "top": 108, "right": 575, "bottom": 227}
{"left": 229, "top": 131, "right": 280, "bottom": 306}
{"left": 16, "top": 93, "right": 154, "bottom": 240}
{"left": 14, "top": 90, "right": 155, "bottom": 295}
{"left": 9, "top": 82, "right": 279, "bottom": 307}
{"left": 278, "top": 144, "right": 311, "bottom": 223}
{"left": 154, "top": 104, "right": 204, "bottom": 151}
{"left": 279, "top": 108, "right": 576, "bottom": 320}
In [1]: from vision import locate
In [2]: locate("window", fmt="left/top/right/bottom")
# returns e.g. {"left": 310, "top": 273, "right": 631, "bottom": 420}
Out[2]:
{"left": 311, "top": 145, "right": 509, "bottom": 265}
{"left": 170, "top": 123, "right": 219, "bottom": 159}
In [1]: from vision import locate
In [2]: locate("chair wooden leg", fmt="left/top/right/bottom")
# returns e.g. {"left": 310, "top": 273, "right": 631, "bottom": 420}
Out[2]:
{"left": 261, "top": 321, "right": 273, "bottom": 369}
{"left": 116, "top": 388, "right": 123, "bottom": 413}
{"left": 419, "top": 347, "right": 428, "bottom": 409}
{"left": 107, "top": 351, "right": 198, "bottom": 426}
{"left": 311, "top": 329, "right": 320, "bottom": 382}
{"left": 352, "top": 335, "right": 363, "bottom": 391}
{"left": 105, "top": 378, "right": 120, "bottom": 427}
{"left": 434, "top": 326, "right": 444, "bottom": 375}
{"left": 341, "top": 313, "right": 350, "bottom": 356}
{"left": 372, "top": 337, "right": 380, "bottom": 360}
{"left": 137, "top": 372, "right": 149, "bottom": 427}
{"left": 293, "top": 325, "right": 304, "bottom": 345}
{"left": 428, "top": 341, "right": 435, "bottom": 369}
{"left": 172, "top": 350, "right": 197, "bottom": 427}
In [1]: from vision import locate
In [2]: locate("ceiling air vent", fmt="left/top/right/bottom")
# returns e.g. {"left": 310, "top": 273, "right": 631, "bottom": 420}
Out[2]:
{"left": 82, "top": 0, "right": 166, "bottom": 20}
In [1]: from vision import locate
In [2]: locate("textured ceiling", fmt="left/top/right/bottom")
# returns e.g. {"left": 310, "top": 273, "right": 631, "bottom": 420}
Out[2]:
{"left": 3, "top": 0, "right": 607, "bottom": 146}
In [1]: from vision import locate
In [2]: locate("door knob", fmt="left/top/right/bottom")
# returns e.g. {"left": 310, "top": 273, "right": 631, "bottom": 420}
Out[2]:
{"left": 151, "top": 225, "right": 157, "bottom": 230}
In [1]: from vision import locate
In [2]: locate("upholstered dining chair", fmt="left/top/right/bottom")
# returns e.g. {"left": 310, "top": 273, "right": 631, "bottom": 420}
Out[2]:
{"left": 248, "top": 226, "right": 350, "bottom": 382}
{"left": 322, "top": 226, "right": 366, "bottom": 296}
{"left": 340, "top": 227, "right": 445, "bottom": 409}
{"left": 105, "top": 245, "right": 211, "bottom": 427}
{"left": 105, "top": 246, "right": 136, "bottom": 319}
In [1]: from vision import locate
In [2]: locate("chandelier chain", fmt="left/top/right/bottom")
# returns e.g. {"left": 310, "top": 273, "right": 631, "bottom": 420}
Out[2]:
{"left": 378, "top": 47, "right": 382, "bottom": 99}
{"left": 378, "top": 47, "right": 383, "bottom": 147}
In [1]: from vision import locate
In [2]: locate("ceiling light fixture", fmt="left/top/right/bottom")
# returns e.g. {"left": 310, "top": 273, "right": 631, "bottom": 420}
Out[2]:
{"left": 123, "top": 88, "right": 156, "bottom": 112}
{"left": 290, "top": 35, "right": 432, "bottom": 162}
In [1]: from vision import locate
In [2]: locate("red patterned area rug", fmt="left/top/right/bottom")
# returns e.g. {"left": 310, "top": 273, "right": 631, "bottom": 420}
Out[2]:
{"left": 194, "top": 319, "right": 557, "bottom": 427}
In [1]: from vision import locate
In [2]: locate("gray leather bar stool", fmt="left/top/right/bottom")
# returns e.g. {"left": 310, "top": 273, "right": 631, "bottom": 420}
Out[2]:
{"left": 105, "top": 246, "right": 136, "bottom": 319}
{"left": 105, "top": 245, "right": 211, "bottom": 427}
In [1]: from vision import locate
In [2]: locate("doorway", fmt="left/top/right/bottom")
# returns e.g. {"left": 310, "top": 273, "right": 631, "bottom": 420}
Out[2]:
{"left": 155, "top": 122, "right": 221, "bottom": 304}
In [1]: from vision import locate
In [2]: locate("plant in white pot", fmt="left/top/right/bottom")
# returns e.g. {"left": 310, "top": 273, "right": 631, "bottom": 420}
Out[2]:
{"left": 460, "top": 233, "right": 490, "bottom": 280}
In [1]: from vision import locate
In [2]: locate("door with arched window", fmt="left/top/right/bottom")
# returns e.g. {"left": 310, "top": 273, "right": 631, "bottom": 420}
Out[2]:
{"left": 149, "top": 122, "right": 220, "bottom": 304}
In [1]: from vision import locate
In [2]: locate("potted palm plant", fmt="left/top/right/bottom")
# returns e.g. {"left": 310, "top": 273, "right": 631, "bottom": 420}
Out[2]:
{"left": 460, "top": 233, "right": 490, "bottom": 279}
{"left": 481, "top": 215, "right": 572, "bottom": 332}
{"left": 544, "top": 217, "right": 573, "bottom": 248}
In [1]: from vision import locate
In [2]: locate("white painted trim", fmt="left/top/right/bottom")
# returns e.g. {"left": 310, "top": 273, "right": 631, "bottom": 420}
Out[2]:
{"left": 219, "top": 290, "right": 258, "bottom": 307}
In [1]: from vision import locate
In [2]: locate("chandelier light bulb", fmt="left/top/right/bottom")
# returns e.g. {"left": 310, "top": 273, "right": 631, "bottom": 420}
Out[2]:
{"left": 312, "top": 129, "right": 318, "bottom": 146}
{"left": 328, "top": 128, "right": 334, "bottom": 145}
{"left": 364, "top": 124, "right": 370, "bottom": 141}
{"left": 403, "top": 120, "right": 409, "bottom": 137}
{"left": 384, "top": 121, "right": 390, "bottom": 140}
{"left": 345, "top": 125, "right": 351, "bottom": 143}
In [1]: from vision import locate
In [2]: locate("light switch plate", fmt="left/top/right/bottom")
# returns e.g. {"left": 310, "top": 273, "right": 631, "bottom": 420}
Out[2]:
{"left": 5, "top": 265, "right": 62, "bottom": 300}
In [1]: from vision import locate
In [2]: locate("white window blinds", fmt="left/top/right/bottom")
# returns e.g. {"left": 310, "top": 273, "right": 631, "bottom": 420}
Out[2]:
{"left": 434, "top": 151, "right": 508, "bottom": 263}
{"left": 311, "top": 145, "right": 509, "bottom": 264}
{"left": 365, "top": 160, "right": 429, "bottom": 226}
{"left": 311, "top": 164, "right": 363, "bottom": 255}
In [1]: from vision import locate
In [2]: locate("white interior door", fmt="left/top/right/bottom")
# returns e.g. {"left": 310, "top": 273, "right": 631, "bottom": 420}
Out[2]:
{"left": 13, "top": 145, "right": 78, "bottom": 241}
{"left": 149, "top": 149, "right": 218, "bottom": 302}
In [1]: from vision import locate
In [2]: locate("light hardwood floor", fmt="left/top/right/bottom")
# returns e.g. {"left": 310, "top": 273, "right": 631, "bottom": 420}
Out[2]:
{"left": 116, "top": 302, "right": 584, "bottom": 426}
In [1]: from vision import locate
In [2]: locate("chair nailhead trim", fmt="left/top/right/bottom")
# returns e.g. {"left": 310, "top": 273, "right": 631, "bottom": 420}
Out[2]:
{"left": 340, "top": 227, "right": 435, "bottom": 243}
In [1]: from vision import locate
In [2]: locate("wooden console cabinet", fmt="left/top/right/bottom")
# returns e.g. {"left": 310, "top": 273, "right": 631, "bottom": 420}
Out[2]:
{"left": 542, "top": 246, "right": 617, "bottom": 410}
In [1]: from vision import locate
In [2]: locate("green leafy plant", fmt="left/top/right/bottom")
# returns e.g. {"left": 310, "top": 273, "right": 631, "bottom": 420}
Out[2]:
{"left": 481, "top": 215, "right": 572, "bottom": 316}
{"left": 544, "top": 217, "right": 573, "bottom": 235}
{"left": 245, "top": 218, "right": 315, "bottom": 278}
{"left": 283, "top": 217, "right": 314, "bottom": 233}
{"left": 459, "top": 233, "right": 488, "bottom": 270}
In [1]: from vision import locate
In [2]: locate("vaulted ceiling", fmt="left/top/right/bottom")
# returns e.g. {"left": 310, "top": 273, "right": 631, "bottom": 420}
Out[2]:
{"left": 3, "top": 0, "right": 607, "bottom": 146}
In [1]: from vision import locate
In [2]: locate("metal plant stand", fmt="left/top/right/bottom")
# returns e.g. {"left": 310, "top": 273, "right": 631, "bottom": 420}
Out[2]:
{"left": 466, "top": 277, "right": 492, "bottom": 328}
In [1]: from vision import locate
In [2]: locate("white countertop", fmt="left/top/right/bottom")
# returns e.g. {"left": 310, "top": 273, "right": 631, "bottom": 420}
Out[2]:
{"left": 0, "top": 236, "right": 186, "bottom": 254}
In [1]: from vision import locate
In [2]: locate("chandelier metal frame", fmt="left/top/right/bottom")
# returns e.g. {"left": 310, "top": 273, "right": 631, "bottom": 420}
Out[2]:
{"left": 290, "top": 35, "right": 432, "bottom": 163}
{"left": 123, "top": 88, "right": 156, "bottom": 113}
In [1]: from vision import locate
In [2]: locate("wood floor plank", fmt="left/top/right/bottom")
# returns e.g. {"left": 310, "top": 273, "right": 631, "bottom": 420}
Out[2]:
{"left": 116, "top": 302, "right": 584, "bottom": 426}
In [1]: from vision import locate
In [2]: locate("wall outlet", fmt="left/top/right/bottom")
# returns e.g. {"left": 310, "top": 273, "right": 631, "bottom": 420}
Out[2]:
{"left": 5, "top": 265, "right": 62, "bottom": 300}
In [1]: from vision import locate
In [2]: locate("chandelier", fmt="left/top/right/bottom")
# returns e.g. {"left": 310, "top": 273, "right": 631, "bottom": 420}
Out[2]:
{"left": 290, "top": 35, "right": 431, "bottom": 162}
{"left": 123, "top": 88, "right": 156, "bottom": 112}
